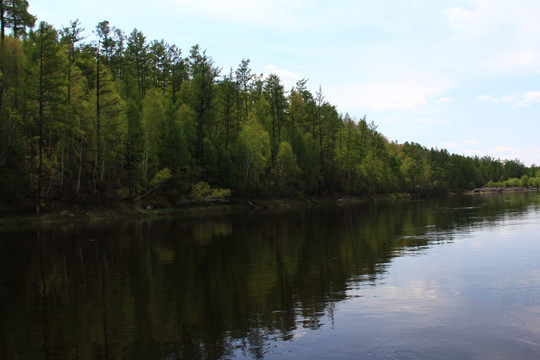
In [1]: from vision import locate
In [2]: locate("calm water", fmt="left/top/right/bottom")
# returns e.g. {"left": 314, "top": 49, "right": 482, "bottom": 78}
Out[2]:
{"left": 1, "top": 194, "right": 540, "bottom": 359}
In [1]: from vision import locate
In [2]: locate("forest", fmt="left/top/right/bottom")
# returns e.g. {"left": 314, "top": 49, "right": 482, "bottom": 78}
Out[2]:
{"left": 0, "top": 0, "right": 539, "bottom": 214}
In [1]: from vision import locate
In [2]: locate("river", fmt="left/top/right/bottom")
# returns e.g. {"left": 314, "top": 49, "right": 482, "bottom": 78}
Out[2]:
{"left": 1, "top": 193, "right": 540, "bottom": 359}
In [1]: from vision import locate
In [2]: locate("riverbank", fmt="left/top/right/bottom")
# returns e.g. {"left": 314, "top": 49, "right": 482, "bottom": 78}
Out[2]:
{"left": 470, "top": 186, "right": 539, "bottom": 194}
{"left": 0, "top": 193, "right": 414, "bottom": 227}
{"left": 0, "top": 201, "right": 235, "bottom": 227}
{"left": 3, "top": 189, "right": 538, "bottom": 227}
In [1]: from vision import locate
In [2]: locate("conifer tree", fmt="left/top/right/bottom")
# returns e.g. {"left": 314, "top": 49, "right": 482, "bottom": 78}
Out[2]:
{"left": 27, "top": 21, "right": 64, "bottom": 213}
{"left": 1, "top": 0, "right": 35, "bottom": 45}
{"left": 188, "top": 45, "right": 220, "bottom": 165}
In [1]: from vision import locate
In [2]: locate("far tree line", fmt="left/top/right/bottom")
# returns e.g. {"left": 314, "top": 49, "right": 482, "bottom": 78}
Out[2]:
{"left": 0, "top": 0, "right": 538, "bottom": 213}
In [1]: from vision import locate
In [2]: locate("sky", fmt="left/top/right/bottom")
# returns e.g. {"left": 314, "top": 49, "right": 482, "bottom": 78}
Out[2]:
{"left": 30, "top": 0, "right": 540, "bottom": 165}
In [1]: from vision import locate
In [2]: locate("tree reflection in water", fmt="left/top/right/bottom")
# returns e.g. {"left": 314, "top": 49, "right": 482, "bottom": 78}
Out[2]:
{"left": 0, "top": 193, "right": 539, "bottom": 359}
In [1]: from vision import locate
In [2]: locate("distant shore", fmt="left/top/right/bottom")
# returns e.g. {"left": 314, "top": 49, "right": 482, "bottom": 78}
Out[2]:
{"left": 471, "top": 186, "right": 539, "bottom": 194}
{"left": 2, "top": 189, "right": 539, "bottom": 227}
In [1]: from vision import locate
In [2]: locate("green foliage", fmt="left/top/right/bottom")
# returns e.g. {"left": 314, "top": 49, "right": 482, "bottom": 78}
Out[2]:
{"left": 150, "top": 168, "right": 171, "bottom": 186}
{"left": 236, "top": 113, "right": 270, "bottom": 192}
{"left": 275, "top": 140, "right": 300, "bottom": 194}
{"left": 505, "top": 178, "right": 521, "bottom": 187}
{"left": 2, "top": 0, "right": 36, "bottom": 39}
{"left": 190, "top": 181, "right": 231, "bottom": 200}
{"left": 125, "top": 97, "right": 144, "bottom": 197}
{"left": 1, "top": 2, "right": 538, "bottom": 210}
{"left": 141, "top": 88, "right": 166, "bottom": 179}
{"left": 529, "top": 177, "right": 540, "bottom": 188}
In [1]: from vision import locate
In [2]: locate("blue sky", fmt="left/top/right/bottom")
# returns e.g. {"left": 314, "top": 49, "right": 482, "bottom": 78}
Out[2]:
{"left": 30, "top": 0, "right": 540, "bottom": 165}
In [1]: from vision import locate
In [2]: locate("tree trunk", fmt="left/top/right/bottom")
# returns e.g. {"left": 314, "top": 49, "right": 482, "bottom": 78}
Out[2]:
{"left": 144, "top": 127, "right": 149, "bottom": 180}
{"left": 243, "top": 157, "right": 251, "bottom": 193}
{"left": 0, "top": 0, "right": 5, "bottom": 47}
{"left": 60, "top": 136, "right": 64, "bottom": 188}
{"left": 76, "top": 137, "right": 83, "bottom": 193}
{"left": 197, "top": 112, "right": 204, "bottom": 163}
{"left": 101, "top": 141, "right": 106, "bottom": 184}
{"left": 95, "top": 49, "right": 101, "bottom": 191}
{"left": 37, "top": 44, "right": 44, "bottom": 214}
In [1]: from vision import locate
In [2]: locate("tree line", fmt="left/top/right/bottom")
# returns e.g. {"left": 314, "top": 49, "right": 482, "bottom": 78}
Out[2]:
{"left": 0, "top": 1, "right": 538, "bottom": 213}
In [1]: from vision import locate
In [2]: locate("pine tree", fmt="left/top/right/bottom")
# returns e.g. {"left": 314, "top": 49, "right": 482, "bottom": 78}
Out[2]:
{"left": 188, "top": 45, "right": 220, "bottom": 165}
{"left": 26, "top": 21, "right": 64, "bottom": 213}
{"left": 1, "top": 0, "right": 35, "bottom": 45}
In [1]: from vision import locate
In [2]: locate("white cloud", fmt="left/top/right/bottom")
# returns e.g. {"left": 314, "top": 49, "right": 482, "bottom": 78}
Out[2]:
{"left": 478, "top": 94, "right": 497, "bottom": 102}
{"left": 487, "top": 146, "right": 539, "bottom": 164}
{"left": 331, "top": 82, "right": 429, "bottom": 111}
{"left": 262, "top": 65, "right": 302, "bottom": 89}
{"left": 436, "top": 97, "right": 453, "bottom": 104}
{"left": 517, "top": 91, "right": 540, "bottom": 107}
{"left": 478, "top": 92, "right": 540, "bottom": 107}
{"left": 501, "top": 94, "right": 517, "bottom": 103}
{"left": 326, "top": 67, "right": 452, "bottom": 112}
{"left": 445, "top": 139, "right": 477, "bottom": 151}
{"left": 466, "top": 144, "right": 540, "bottom": 166}
{"left": 444, "top": 1, "right": 540, "bottom": 74}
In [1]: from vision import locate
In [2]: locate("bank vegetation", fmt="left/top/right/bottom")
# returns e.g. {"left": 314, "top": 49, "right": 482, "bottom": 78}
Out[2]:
{"left": 1, "top": 1, "right": 538, "bottom": 215}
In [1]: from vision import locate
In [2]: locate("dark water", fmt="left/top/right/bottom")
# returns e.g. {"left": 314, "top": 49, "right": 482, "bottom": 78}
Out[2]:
{"left": 1, "top": 194, "right": 540, "bottom": 360}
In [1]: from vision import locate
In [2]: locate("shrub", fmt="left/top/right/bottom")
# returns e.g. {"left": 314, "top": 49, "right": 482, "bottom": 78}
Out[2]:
{"left": 190, "top": 182, "right": 231, "bottom": 200}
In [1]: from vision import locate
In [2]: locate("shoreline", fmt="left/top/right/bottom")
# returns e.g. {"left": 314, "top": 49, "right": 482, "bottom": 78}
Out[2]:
{"left": 3, "top": 188, "right": 537, "bottom": 227}
{"left": 469, "top": 186, "right": 539, "bottom": 194}
{"left": 0, "top": 194, "right": 412, "bottom": 227}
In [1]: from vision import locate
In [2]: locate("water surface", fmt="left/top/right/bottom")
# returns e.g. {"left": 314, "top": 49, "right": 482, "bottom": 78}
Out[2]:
{"left": 1, "top": 194, "right": 540, "bottom": 359}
